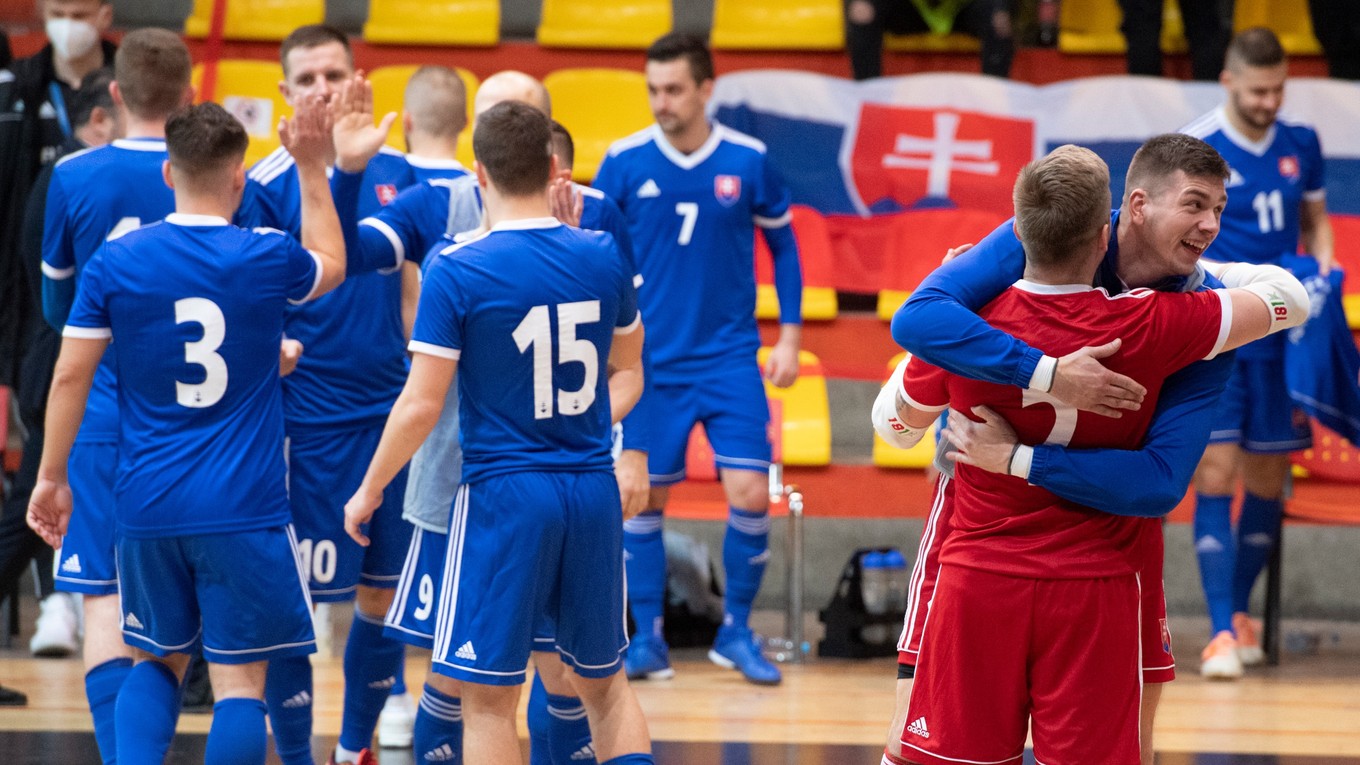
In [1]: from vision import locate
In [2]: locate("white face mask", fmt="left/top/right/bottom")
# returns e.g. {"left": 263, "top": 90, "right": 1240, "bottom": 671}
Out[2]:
{"left": 46, "top": 18, "right": 101, "bottom": 61}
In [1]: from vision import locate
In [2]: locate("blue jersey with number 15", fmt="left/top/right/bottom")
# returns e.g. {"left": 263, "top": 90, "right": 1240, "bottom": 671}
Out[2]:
{"left": 64, "top": 215, "right": 321, "bottom": 539}
{"left": 411, "top": 219, "right": 639, "bottom": 485}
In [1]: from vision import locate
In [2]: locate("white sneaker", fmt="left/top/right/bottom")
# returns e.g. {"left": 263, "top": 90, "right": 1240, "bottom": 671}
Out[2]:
{"left": 377, "top": 691, "right": 415, "bottom": 748}
{"left": 30, "top": 593, "right": 80, "bottom": 658}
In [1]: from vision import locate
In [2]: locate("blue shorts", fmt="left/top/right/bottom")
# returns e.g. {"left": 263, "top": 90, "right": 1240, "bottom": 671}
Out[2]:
{"left": 1208, "top": 357, "right": 1312, "bottom": 454}
{"left": 431, "top": 472, "right": 627, "bottom": 686}
{"left": 117, "top": 526, "right": 316, "bottom": 664}
{"left": 647, "top": 367, "right": 771, "bottom": 486}
{"left": 287, "top": 425, "right": 413, "bottom": 601}
{"left": 56, "top": 442, "right": 119, "bottom": 595}
{"left": 385, "top": 526, "right": 445, "bottom": 650}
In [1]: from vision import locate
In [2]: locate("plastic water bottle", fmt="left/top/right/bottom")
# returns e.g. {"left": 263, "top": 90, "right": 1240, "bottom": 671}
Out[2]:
{"left": 860, "top": 551, "right": 888, "bottom": 616}
{"left": 882, "top": 549, "right": 909, "bottom": 614}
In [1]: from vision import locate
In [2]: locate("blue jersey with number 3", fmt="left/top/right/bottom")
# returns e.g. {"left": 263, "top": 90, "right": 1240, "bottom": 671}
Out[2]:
{"left": 410, "top": 218, "right": 639, "bottom": 484}
{"left": 64, "top": 215, "right": 320, "bottom": 538}
{"left": 42, "top": 138, "right": 176, "bottom": 444}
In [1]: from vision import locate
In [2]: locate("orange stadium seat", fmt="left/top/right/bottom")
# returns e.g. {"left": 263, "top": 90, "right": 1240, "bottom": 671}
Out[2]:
{"left": 1234, "top": 0, "right": 1321, "bottom": 55}
{"left": 872, "top": 352, "right": 942, "bottom": 469}
{"left": 363, "top": 0, "right": 499, "bottom": 46}
{"left": 368, "top": 65, "right": 479, "bottom": 162}
{"left": 543, "top": 68, "right": 652, "bottom": 182}
{"left": 184, "top": 0, "right": 324, "bottom": 41}
{"left": 537, "top": 0, "right": 671, "bottom": 49}
{"left": 710, "top": 0, "right": 845, "bottom": 51}
{"left": 759, "top": 348, "right": 832, "bottom": 466}
{"left": 876, "top": 208, "right": 1009, "bottom": 320}
{"left": 192, "top": 60, "right": 290, "bottom": 167}
{"left": 755, "top": 205, "right": 838, "bottom": 321}
{"left": 1058, "top": 0, "right": 1187, "bottom": 54}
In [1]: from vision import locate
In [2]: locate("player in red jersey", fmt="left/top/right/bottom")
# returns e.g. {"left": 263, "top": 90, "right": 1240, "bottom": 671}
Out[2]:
{"left": 879, "top": 145, "right": 1306, "bottom": 765}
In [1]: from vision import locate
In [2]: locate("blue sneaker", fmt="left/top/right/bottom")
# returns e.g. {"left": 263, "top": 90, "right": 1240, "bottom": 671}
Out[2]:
{"left": 624, "top": 634, "right": 674, "bottom": 680}
{"left": 709, "top": 626, "right": 782, "bottom": 685}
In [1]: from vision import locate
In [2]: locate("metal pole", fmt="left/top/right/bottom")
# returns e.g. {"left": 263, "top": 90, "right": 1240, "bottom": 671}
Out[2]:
{"left": 785, "top": 484, "right": 805, "bottom": 663}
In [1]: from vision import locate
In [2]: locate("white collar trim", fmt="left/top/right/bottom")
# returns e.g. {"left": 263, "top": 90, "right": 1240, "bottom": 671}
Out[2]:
{"left": 406, "top": 155, "right": 466, "bottom": 170}
{"left": 113, "top": 138, "right": 167, "bottom": 151}
{"left": 490, "top": 217, "right": 562, "bottom": 232}
{"left": 1012, "top": 279, "right": 1099, "bottom": 295}
{"left": 166, "top": 213, "right": 229, "bottom": 227}
{"left": 652, "top": 122, "right": 724, "bottom": 170}
{"left": 1214, "top": 105, "right": 1276, "bottom": 157}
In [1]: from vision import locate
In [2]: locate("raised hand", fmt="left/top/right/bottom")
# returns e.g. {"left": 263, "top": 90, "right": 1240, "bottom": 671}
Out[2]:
{"left": 332, "top": 71, "right": 398, "bottom": 174}
{"left": 279, "top": 93, "right": 333, "bottom": 171}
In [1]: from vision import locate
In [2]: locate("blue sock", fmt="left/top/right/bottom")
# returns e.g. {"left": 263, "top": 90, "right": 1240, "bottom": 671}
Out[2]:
{"left": 205, "top": 698, "right": 268, "bottom": 765}
{"left": 527, "top": 673, "right": 553, "bottom": 765}
{"left": 623, "top": 509, "right": 666, "bottom": 639}
{"left": 1194, "top": 494, "right": 1237, "bottom": 636}
{"left": 392, "top": 650, "right": 408, "bottom": 697}
{"left": 265, "top": 654, "right": 314, "bottom": 765}
{"left": 600, "top": 755, "right": 654, "bottom": 764}
{"left": 338, "top": 608, "right": 405, "bottom": 752}
{"left": 545, "top": 691, "right": 595, "bottom": 765}
{"left": 413, "top": 683, "right": 462, "bottom": 765}
{"left": 1232, "top": 492, "right": 1282, "bottom": 614}
{"left": 85, "top": 657, "right": 132, "bottom": 765}
{"left": 723, "top": 507, "right": 770, "bottom": 630}
{"left": 115, "top": 661, "right": 179, "bottom": 765}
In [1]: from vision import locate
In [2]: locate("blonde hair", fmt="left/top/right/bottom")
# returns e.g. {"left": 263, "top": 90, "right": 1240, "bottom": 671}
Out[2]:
{"left": 1013, "top": 145, "right": 1111, "bottom": 268}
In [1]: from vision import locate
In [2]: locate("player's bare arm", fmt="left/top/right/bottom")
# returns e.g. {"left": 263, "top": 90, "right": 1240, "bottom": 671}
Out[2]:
{"left": 344, "top": 352, "right": 456, "bottom": 545}
{"left": 400, "top": 261, "right": 420, "bottom": 342}
{"left": 332, "top": 71, "right": 397, "bottom": 174}
{"left": 1300, "top": 196, "right": 1335, "bottom": 275}
{"left": 763, "top": 323, "right": 801, "bottom": 388}
{"left": 28, "top": 336, "right": 108, "bottom": 548}
{"left": 608, "top": 322, "right": 648, "bottom": 519}
{"left": 280, "top": 94, "right": 346, "bottom": 295}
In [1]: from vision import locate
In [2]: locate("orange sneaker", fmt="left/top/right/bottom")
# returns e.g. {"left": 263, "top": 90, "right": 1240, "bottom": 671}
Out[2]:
{"left": 1200, "top": 630, "right": 1243, "bottom": 679}
{"left": 1234, "top": 612, "right": 1265, "bottom": 666}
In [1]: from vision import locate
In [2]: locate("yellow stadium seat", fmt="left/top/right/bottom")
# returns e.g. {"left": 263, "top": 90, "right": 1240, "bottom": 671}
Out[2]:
{"left": 711, "top": 0, "right": 845, "bottom": 50}
{"left": 192, "top": 61, "right": 290, "bottom": 166}
{"left": 543, "top": 68, "right": 653, "bottom": 182}
{"left": 1059, "top": 0, "right": 1187, "bottom": 54}
{"left": 185, "top": 0, "right": 324, "bottom": 41}
{"left": 759, "top": 349, "right": 832, "bottom": 466}
{"left": 1234, "top": 0, "right": 1321, "bottom": 55}
{"left": 364, "top": 0, "right": 499, "bottom": 46}
{"left": 872, "top": 353, "right": 941, "bottom": 469}
{"left": 368, "top": 65, "right": 479, "bottom": 158}
{"left": 537, "top": 0, "right": 671, "bottom": 49}
{"left": 884, "top": 32, "right": 980, "bottom": 53}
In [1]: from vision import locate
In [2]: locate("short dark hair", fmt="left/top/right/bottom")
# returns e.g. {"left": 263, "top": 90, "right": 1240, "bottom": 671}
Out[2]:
{"left": 165, "top": 102, "right": 249, "bottom": 186}
{"left": 70, "top": 66, "right": 114, "bottom": 129}
{"left": 473, "top": 101, "right": 552, "bottom": 197}
{"left": 1226, "top": 27, "right": 1286, "bottom": 71}
{"left": 279, "top": 24, "right": 351, "bottom": 75}
{"left": 549, "top": 120, "right": 574, "bottom": 170}
{"left": 1013, "top": 145, "right": 1111, "bottom": 268}
{"left": 1123, "top": 133, "right": 1230, "bottom": 203}
{"left": 646, "top": 33, "right": 714, "bottom": 84}
{"left": 113, "top": 28, "right": 190, "bottom": 120}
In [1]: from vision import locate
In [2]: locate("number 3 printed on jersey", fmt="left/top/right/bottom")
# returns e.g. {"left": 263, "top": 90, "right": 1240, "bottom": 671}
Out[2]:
{"left": 513, "top": 300, "right": 601, "bottom": 420}
{"left": 175, "top": 298, "right": 228, "bottom": 408}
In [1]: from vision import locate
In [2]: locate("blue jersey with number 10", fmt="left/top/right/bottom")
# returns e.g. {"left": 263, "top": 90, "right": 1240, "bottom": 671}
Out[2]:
{"left": 411, "top": 219, "right": 639, "bottom": 485}
{"left": 64, "top": 215, "right": 320, "bottom": 538}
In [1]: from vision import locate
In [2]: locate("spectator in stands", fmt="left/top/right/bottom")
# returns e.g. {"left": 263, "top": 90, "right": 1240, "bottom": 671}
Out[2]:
{"left": 1308, "top": 0, "right": 1360, "bottom": 80}
{"left": 845, "top": 0, "right": 1015, "bottom": 80}
{"left": 1118, "top": 0, "right": 1232, "bottom": 80}
{"left": 0, "top": 67, "right": 118, "bottom": 663}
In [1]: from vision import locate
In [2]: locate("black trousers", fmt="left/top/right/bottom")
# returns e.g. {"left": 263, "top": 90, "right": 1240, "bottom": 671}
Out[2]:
{"left": 847, "top": 0, "right": 1016, "bottom": 79}
{"left": 1118, "top": 0, "right": 1233, "bottom": 80}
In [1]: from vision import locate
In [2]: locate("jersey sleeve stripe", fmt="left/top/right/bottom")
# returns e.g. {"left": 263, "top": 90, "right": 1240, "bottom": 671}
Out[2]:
{"left": 360, "top": 217, "right": 407, "bottom": 271}
{"left": 62, "top": 325, "right": 112, "bottom": 339}
{"left": 614, "top": 312, "right": 642, "bottom": 335}
{"left": 288, "top": 251, "right": 326, "bottom": 305}
{"left": 1304, "top": 188, "right": 1326, "bottom": 201}
{"left": 754, "top": 212, "right": 793, "bottom": 229}
{"left": 41, "top": 262, "right": 75, "bottom": 280}
{"left": 633, "top": 273, "right": 644, "bottom": 288}
{"left": 1206, "top": 288, "right": 1234, "bottom": 360}
{"left": 408, "top": 341, "right": 461, "bottom": 360}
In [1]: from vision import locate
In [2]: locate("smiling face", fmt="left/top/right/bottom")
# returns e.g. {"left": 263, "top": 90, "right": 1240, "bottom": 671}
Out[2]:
{"left": 280, "top": 41, "right": 352, "bottom": 107}
{"left": 1136, "top": 170, "right": 1227, "bottom": 276}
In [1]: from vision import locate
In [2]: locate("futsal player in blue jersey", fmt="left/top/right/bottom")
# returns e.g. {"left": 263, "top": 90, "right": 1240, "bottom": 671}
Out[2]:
{"left": 398, "top": 65, "right": 469, "bottom": 184}
{"left": 232, "top": 25, "right": 419, "bottom": 765}
{"left": 37, "top": 29, "right": 191, "bottom": 764}
{"left": 29, "top": 99, "right": 346, "bottom": 765}
{"left": 1181, "top": 28, "right": 1335, "bottom": 679}
{"left": 592, "top": 33, "right": 802, "bottom": 686}
{"left": 345, "top": 100, "right": 653, "bottom": 765}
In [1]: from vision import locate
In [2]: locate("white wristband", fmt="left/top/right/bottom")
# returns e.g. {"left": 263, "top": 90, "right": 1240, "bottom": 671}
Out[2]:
{"left": 1028, "top": 355, "right": 1058, "bottom": 393}
{"left": 1008, "top": 444, "right": 1035, "bottom": 480}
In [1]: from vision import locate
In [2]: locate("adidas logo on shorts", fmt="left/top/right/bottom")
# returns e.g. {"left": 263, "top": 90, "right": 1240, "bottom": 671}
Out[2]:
{"left": 282, "top": 691, "right": 312, "bottom": 709}
{"left": 455, "top": 641, "right": 477, "bottom": 661}
{"left": 368, "top": 675, "right": 396, "bottom": 690}
{"left": 123, "top": 613, "right": 144, "bottom": 630}
{"left": 60, "top": 554, "right": 82, "bottom": 574}
{"left": 424, "top": 743, "right": 457, "bottom": 761}
{"left": 570, "top": 744, "right": 595, "bottom": 760}
{"left": 906, "top": 716, "right": 930, "bottom": 739}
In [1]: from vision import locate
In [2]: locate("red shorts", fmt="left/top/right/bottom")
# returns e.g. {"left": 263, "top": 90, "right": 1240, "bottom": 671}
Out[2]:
{"left": 898, "top": 482, "right": 1176, "bottom": 684}
{"left": 901, "top": 565, "right": 1142, "bottom": 765}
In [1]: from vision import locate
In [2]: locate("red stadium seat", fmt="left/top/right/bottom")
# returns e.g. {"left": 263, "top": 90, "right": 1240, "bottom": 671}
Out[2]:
{"left": 876, "top": 208, "right": 1009, "bottom": 320}
{"left": 754, "top": 205, "right": 838, "bottom": 321}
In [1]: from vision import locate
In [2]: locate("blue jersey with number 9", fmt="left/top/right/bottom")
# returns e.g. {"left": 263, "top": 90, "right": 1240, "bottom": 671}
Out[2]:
{"left": 410, "top": 218, "right": 639, "bottom": 484}
{"left": 64, "top": 215, "right": 320, "bottom": 538}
